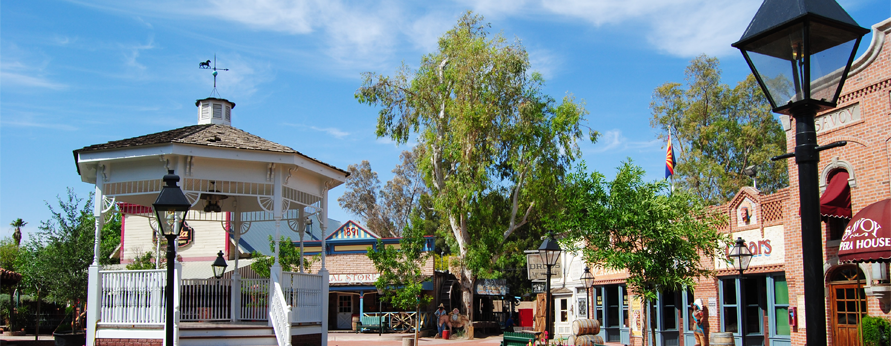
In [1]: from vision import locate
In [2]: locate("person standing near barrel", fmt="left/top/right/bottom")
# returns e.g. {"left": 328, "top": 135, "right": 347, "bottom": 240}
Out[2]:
{"left": 435, "top": 304, "right": 448, "bottom": 338}
{"left": 693, "top": 299, "right": 707, "bottom": 346}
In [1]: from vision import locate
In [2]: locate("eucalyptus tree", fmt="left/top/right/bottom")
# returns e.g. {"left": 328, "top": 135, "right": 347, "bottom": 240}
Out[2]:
{"left": 651, "top": 55, "right": 787, "bottom": 204}
{"left": 357, "top": 11, "right": 596, "bottom": 335}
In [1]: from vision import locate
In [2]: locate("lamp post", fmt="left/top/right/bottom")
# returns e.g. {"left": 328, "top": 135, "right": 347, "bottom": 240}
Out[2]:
{"left": 580, "top": 267, "right": 595, "bottom": 320}
{"left": 729, "top": 237, "right": 753, "bottom": 346}
{"left": 153, "top": 170, "right": 191, "bottom": 346}
{"left": 376, "top": 287, "right": 384, "bottom": 337}
{"left": 538, "top": 232, "right": 562, "bottom": 340}
{"left": 732, "top": 2, "right": 868, "bottom": 345}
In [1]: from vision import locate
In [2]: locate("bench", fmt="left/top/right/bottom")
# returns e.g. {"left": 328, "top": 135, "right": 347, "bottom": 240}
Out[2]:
{"left": 501, "top": 331, "right": 537, "bottom": 346}
{"left": 358, "top": 315, "right": 386, "bottom": 333}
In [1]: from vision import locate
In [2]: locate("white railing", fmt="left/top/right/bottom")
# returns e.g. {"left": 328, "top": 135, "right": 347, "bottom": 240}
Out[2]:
{"left": 180, "top": 278, "right": 232, "bottom": 321}
{"left": 98, "top": 269, "right": 166, "bottom": 325}
{"left": 240, "top": 278, "right": 270, "bottom": 321}
{"left": 269, "top": 271, "right": 292, "bottom": 346}
{"left": 282, "top": 271, "right": 323, "bottom": 323}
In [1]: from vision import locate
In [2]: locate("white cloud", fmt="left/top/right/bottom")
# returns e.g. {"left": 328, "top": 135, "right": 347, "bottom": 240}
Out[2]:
{"left": 120, "top": 36, "right": 155, "bottom": 71}
{"left": 591, "top": 129, "right": 623, "bottom": 153}
{"left": 527, "top": 47, "right": 560, "bottom": 80}
{"left": 587, "top": 129, "right": 663, "bottom": 154}
{"left": 310, "top": 126, "right": 350, "bottom": 139}
{"left": 0, "top": 71, "right": 67, "bottom": 90}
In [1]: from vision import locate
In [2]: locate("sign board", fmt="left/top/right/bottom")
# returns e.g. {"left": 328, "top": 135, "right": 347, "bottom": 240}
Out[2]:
{"left": 329, "top": 273, "right": 380, "bottom": 284}
{"left": 526, "top": 253, "right": 563, "bottom": 280}
{"left": 152, "top": 221, "right": 194, "bottom": 248}
{"left": 476, "top": 279, "right": 509, "bottom": 296}
{"left": 715, "top": 225, "right": 785, "bottom": 270}
{"left": 532, "top": 282, "right": 546, "bottom": 294}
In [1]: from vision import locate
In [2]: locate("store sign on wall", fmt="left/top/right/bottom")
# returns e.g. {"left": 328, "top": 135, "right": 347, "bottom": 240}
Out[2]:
{"left": 815, "top": 104, "right": 860, "bottom": 134}
{"left": 526, "top": 253, "right": 563, "bottom": 280}
{"left": 329, "top": 273, "right": 380, "bottom": 284}
{"left": 152, "top": 221, "right": 194, "bottom": 247}
{"left": 714, "top": 226, "right": 785, "bottom": 270}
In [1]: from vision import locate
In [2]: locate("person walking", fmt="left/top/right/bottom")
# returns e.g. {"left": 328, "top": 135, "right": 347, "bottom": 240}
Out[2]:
{"left": 434, "top": 304, "right": 448, "bottom": 338}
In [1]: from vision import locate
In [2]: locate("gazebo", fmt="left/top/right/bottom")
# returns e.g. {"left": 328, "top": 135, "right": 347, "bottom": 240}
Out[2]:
{"left": 74, "top": 96, "right": 348, "bottom": 346}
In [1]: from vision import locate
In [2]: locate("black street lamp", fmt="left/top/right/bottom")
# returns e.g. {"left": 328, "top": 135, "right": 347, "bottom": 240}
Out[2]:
{"left": 729, "top": 237, "right": 753, "bottom": 346}
{"left": 212, "top": 250, "right": 228, "bottom": 279}
{"left": 732, "top": 2, "right": 868, "bottom": 345}
{"left": 376, "top": 287, "right": 384, "bottom": 336}
{"left": 580, "top": 267, "right": 595, "bottom": 320}
{"left": 153, "top": 170, "right": 191, "bottom": 346}
{"left": 538, "top": 232, "right": 561, "bottom": 340}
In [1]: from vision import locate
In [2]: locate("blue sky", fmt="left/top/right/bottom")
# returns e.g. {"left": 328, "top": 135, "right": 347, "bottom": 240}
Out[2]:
{"left": 2, "top": 0, "right": 887, "bottom": 241}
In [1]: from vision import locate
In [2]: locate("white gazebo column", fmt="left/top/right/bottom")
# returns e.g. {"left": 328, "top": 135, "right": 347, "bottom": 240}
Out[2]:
{"left": 319, "top": 181, "right": 331, "bottom": 345}
{"left": 272, "top": 164, "right": 283, "bottom": 275}
{"left": 230, "top": 204, "right": 241, "bottom": 322}
{"left": 298, "top": 208, "right": 305, "bottom": 273}
{"left": 86, "top": 172, "right": 106, "bottom": 346}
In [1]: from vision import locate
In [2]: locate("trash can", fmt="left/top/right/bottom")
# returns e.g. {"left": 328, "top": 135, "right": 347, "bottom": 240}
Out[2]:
{"left": 442, "top": 330, "right": 450, "bottom": 339}
{"left": 352, "top": 314, "right": 360, "bottom": 331}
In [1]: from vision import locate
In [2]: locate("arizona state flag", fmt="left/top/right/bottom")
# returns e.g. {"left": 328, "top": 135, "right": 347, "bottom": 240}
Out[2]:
{"left": 665, "top": 131, "right": 676, "bottom": 179}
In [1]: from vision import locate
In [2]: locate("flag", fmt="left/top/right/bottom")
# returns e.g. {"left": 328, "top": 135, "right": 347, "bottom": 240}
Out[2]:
{"left": 665, "top": 131, "right": 676, "bottom": 179}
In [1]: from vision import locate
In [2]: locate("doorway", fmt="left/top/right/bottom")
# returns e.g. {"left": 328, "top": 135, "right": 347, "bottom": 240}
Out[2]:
{"left": 830, "top": 266, "right": 867, "bottom": 346}
{"left": 336, "top": 294, "right": 354, "bottom": 329}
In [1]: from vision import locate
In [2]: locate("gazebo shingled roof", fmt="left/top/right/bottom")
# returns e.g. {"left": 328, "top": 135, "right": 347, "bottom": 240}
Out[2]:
{"left": 73, "top": 124, "right": 348, "bottom": 176}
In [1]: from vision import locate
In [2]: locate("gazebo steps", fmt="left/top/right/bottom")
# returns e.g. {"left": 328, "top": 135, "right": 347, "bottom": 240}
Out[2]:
{"left": 179, "top": 323, "right": 276, "bottom": 346}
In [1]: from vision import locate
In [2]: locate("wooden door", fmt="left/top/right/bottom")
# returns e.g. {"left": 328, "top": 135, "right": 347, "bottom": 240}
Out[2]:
{"left": 830, "top": 284, "right": 867, "bottom": 346}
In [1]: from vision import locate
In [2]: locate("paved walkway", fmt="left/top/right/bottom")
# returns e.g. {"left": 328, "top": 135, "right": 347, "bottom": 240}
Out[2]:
{"left": 329, "top": 332, "right": 504, "bottom": 346}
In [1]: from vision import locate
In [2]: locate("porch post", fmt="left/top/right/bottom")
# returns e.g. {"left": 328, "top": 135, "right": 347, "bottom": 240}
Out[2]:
{"left": 298, "top": 207, "right": 305, "bottom": 273}
{"left": 231, "top": 208, "right": 241, "bottom": 322}
{"left": 174, "top": 258, "right": 182, "bottom": 346}
{"left": 270, "top": 165, "right": 283, "bottom": 328}
{"left": 86, "top": 173, "right": 106, "bottom": 346}
{"left": 319, "top": 181, "right": 331, "bottom": 345}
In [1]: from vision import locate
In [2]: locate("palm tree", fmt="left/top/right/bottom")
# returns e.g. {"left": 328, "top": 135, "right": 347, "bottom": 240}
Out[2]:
{"left": 9, "top": 218, "right": 25, "bottom": 247}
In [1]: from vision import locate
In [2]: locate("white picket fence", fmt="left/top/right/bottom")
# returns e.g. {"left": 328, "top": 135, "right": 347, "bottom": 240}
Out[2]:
{"left": 282, "top": 271, "right": 323, "bottom": 324}
{"left": 98, "top": 269, "right": 167, "bottom": 325}
{"left": 241, "top": 278, "right": 270, "bottom": 321}
{"left": 181, "top": 278, "right": 232, "bottom": 321}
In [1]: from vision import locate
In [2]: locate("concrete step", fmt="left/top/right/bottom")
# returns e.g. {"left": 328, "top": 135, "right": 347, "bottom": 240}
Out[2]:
{"left": 179, "top": 324, "right": 277, "bottom": 346}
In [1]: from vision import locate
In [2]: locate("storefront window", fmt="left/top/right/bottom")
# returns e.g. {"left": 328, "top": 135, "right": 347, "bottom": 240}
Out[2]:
{"left": 596, "top": 289, "right": 604, "bottom": 326}
{"left": 662, "top": 291, "right": 678, "bottom": 331}
{"left": 722, "top": 279, "right": 738, "bottom": 333}
{"left": 773, "top": 277, "right": 790, "bottom": 335}
{"left": 560, "top": 298, "right": 569, "bottom": 322}
{"left": 621, "top": 286, "right": 629, "bottom": 328}
{"left": 607, "top": 287, "right": 620, "bottom": 327}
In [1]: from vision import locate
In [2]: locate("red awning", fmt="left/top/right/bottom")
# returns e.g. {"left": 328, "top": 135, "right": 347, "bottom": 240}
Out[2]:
{"left": 838, "top": 199, "right": 891, "bottom": 263}
{"left": 820, "top": 171, "right": 851, "bottom": 218}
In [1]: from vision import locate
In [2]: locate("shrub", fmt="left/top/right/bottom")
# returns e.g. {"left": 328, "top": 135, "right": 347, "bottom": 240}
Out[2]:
{"left": 862, "top": 316, "right": 891, "bottom": 346}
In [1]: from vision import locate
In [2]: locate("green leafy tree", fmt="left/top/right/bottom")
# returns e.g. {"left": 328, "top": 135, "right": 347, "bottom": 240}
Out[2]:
{"left": 356, "top": 12, "right": 595, "bottom": 334}
{"left": 651, "top": 55, "right": 787, "bottom": 204}
{"left": 250, "top": 236, "right": 319, "bottom": 277}
{"left": 339, "top": 147, "right": 428, "bottom": 238}
{"left": 126, "top": 250, "right": 164, "bottom": 270}
{"left": 99, "top": 212, "right": 122, "bottom": 265}
{"left": 368, "top": 217, "right": 432, "bottom": 310}
{"left": 556, "top": 161, "right": 729, "bottom": 346}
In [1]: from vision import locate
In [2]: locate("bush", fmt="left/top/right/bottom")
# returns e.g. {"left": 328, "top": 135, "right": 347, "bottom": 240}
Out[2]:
{"left": 862, "top": 316, "right": 891, "bottom": 346}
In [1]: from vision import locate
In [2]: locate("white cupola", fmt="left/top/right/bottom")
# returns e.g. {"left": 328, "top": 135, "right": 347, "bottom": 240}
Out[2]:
{"left": 196, "top": 97, "right": 235, "bottom": 126}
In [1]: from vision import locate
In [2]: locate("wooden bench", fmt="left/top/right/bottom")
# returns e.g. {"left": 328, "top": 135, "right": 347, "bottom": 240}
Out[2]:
{"left": 501, "top": 331, "right": 537, "bottom": 346}
{"left": 358, "top": 315, "right": 386, "bottom": 333}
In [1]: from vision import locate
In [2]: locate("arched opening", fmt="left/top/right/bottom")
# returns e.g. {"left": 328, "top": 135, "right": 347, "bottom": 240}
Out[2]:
{"left": 821, "top": 169, "right": 852, "bottom": 241}
{"left": 829, "top": 265, "right": 867, "bottom": 346}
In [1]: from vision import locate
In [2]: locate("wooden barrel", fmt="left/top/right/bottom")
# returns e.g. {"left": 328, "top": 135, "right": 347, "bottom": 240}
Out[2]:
{"left": 574, "top": 335, "right": 604, "bottom": 346}
{"left": 711, "top": 332, "right": 735, "bottom": 346}
{"left": 567, "top": 335, "right": 575, "bottom": 346}
{"left": 571, "top": 319, "right": 601, "bottom": 336}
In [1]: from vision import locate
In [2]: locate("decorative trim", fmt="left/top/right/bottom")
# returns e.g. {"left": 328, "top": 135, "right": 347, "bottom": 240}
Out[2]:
{"left": 222, "top": 220, "right": 251, "bottom": 236}
{"left": 185, "top": 156, "right": 193, "bottom": 176}
{"left": 267, "top": 163, "right": 276, "bottom": 182}
{"left": 285, "top": 166, "right": 299, "bottom": 185}
{"left": 184, "top": 192, "right": 201, "bottom": 206}
{"left": 99, "top": 163, "right": 110, "bottom": 181}
{"left": 819, "top": 157, "right": 857, "bottom": 194}
{"left": 258, "top": 196, "right": 274, "bottom": 212}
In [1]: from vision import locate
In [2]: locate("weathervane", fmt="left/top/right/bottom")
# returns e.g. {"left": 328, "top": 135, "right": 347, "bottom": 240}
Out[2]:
{"left": 199, "top": 55, "right": 229, "bottom": 97}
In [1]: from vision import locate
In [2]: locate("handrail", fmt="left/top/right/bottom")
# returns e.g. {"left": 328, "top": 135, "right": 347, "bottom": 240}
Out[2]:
{"left": 269, "top": 271, "right": 292, "bottom": 346}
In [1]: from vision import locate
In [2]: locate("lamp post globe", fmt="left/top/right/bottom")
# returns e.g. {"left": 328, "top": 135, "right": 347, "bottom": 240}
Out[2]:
{"left": 538, "top": 232, "right": 562, "bottom": 340}
{"left": 732, "top": 2, "right": 868, "bottom": 346}
{"left": 580, "top": 266, "right": 595, "bottom": 319}
{"left": 152, "top": 170, "right": 191, "bottom": 346}
{"left": 212, "top": 251, "right": 228, "bottom": 279}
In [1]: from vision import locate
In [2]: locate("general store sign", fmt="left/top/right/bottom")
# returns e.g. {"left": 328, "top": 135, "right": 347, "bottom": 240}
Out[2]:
{"left": 330, "top": 273, "right": 380, "bottom": 284}
{"left": 526, "top": 253, "right": 563, "bottom": 280}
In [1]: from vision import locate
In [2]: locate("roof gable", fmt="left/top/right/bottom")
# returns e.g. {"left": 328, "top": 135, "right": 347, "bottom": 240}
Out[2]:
{"left": 327, "top": 220, "right": 380, "bottom": 240}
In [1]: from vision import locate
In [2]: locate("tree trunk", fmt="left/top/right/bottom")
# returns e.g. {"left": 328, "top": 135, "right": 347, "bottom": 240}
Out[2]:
{"left": 458, "top": 267, "right": 475, "bottom": 340}
{"left": 34, "top": 289, "right": 41, "bottom": 340}
{"left": 642, "top": 299, "right": 649, "bottom": 346}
